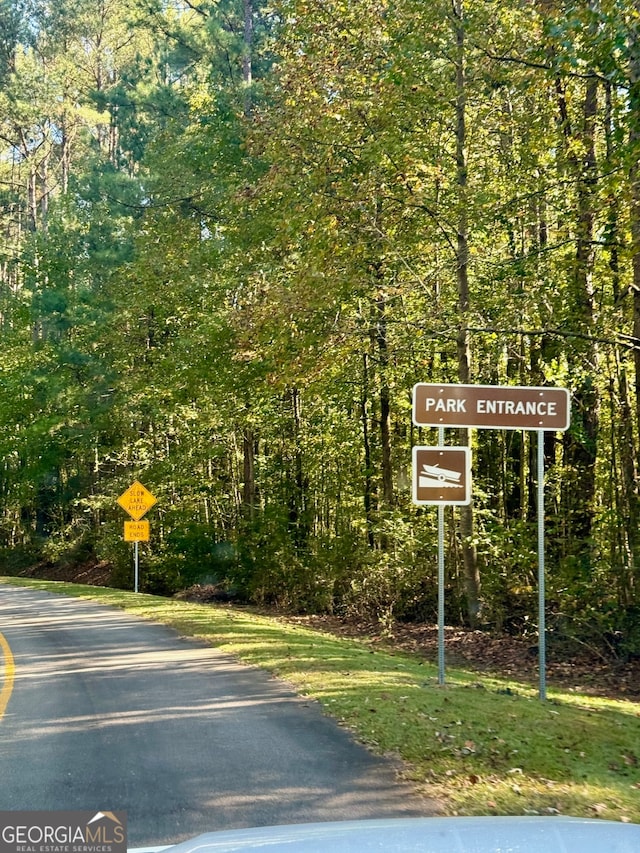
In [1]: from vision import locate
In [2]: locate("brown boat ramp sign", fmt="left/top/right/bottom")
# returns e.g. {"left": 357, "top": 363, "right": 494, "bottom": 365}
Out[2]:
{"left": 412, "top": 383, "right": 570, "bottom": 431}
{"left": 412, "top": 446, "right": 471, "bottom": 505}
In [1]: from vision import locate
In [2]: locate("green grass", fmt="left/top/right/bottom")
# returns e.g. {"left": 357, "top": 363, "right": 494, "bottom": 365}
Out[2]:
{"left": 2, "top": 577, "right": 639, "bottom": 823}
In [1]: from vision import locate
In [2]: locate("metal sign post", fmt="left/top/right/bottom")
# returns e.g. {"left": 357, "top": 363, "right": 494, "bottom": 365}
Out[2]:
{"left": 412, "top": 383, "right": 570, "bottom": 700}
{"left": 437, "top": 503, "right": 445, "bottom": 686}
{"left": 437, "top": 427, "right": 445, "bottom": 686}
{"left": 537, "top": 431, "right": 547, "bottom": 700}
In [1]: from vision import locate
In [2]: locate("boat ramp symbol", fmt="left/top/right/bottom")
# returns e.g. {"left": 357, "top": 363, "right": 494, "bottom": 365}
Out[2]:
{"left": 412, "top": 446, "right": 471, "bottom": 506}
{"left": 419, "top": 463, "right": 464, "bottom": 489}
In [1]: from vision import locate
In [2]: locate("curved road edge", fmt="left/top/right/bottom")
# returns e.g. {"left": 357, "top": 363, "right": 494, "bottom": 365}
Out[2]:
{"left": 0, "top": 629, "right": 15, "bottom": 720}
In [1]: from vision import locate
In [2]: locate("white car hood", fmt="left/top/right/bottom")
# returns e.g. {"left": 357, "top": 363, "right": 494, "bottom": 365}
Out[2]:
{"left": 132, "top": 815, "right": 640, "bottom": 853}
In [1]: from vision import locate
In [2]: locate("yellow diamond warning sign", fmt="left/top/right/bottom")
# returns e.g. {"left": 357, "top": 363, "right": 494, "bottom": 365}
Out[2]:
{"left": 117, "top": 481, "right": 157, "bottom": 521}
{"left": 124, "top": 520, "right": 150, "bottom": 542}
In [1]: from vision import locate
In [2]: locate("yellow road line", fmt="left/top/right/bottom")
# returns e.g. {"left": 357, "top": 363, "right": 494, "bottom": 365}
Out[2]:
{"left": 0, "top": 630, "right": 15, "bottom": 720}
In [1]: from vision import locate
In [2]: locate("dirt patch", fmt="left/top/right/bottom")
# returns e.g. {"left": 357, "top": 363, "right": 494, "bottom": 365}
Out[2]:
{"left": 289, "top": 613, "right": 640, "bottom": 700}
{"left": 16, "top": 560, "right": 113, "bottom": 587}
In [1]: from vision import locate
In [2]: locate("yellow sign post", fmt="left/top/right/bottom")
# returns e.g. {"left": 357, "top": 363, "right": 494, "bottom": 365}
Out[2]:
{"left": 117, "top": 481, "right": 156, "bottom": 592}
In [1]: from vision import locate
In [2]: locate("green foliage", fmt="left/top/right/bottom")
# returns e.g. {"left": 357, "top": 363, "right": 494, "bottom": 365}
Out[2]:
{"left": 1, "top": 0, "right": 640, "bottom": 659}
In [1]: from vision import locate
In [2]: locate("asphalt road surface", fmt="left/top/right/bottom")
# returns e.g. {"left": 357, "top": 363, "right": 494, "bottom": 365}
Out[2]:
{"left": 0, "top": 585, "right": 434, "bottom": 845}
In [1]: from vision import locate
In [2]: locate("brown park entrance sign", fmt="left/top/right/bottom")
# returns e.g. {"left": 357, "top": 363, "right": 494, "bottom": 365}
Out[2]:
{"left": 410, "top": 382, "right": 571, "bottom": 700}
{"left": 412, "top": 383, "right": 570, "bottom": 431}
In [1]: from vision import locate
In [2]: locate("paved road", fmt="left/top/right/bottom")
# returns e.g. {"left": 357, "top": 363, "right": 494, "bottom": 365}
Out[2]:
{"left": 0, "top": 586, "right": 433, "bottom": 845}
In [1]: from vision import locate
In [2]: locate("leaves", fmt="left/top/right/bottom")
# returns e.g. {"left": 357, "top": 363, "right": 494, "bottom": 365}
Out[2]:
{"left": 0, "top": 0, "right": 639, "bottom": 651}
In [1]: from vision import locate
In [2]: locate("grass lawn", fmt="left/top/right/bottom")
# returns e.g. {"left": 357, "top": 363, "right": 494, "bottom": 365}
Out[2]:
{"left": 2, "top": 577, "right": 639, "bottom": 823}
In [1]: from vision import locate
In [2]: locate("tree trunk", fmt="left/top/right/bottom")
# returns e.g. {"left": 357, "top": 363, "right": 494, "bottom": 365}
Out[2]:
{"left": 453, "top": 0, "right": 481, "bottom": 626}
{"left": 629, "top": 9, "right": 640, "bottom": 474}
{"left": 242, "top": 425, "right": 256, "bottom": 519}
{"left": 613, "top": 359, "right": 637, "bottom": 601}
{"left": 627, "top": 7, "right": 640, "bottom": 594}
{"left": 287, "top": 386, "right": 309, "bottom": 547}
{"left": 243, "top": 0, "right": 253, "bottom": 115}
{"left": 376, "top": 293, "right": 394, "bottom": 509}
{"left": 560, "top": 74, "right": 600, "bottom": 562}
{"left": 361, "top": 353, "right": 376, "bottom": 549}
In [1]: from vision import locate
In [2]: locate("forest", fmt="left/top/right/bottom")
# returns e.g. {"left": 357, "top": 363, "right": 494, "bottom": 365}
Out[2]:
{"left": 0, "top": 0, "right": 639, "bottom": 658}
